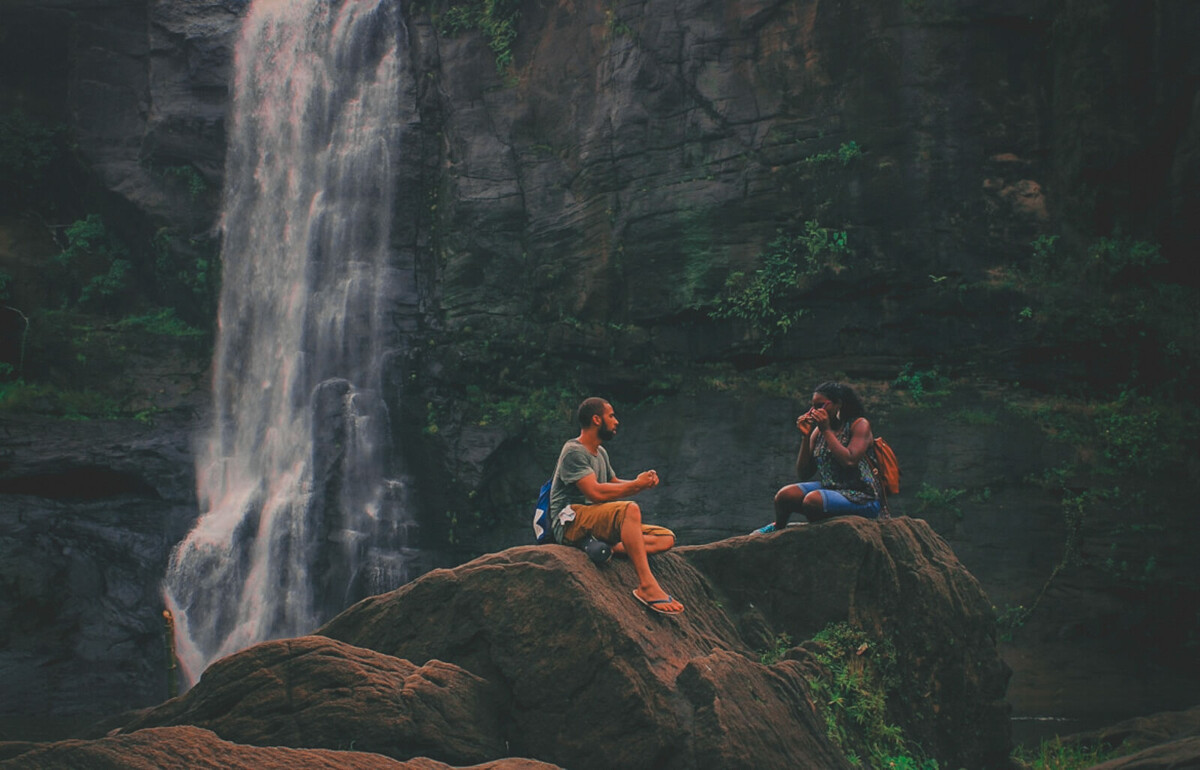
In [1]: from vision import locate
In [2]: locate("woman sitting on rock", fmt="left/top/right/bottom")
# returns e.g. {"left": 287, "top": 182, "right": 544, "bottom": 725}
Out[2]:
{"left": 754, "top": 381, "right": 884, "bottom": 533}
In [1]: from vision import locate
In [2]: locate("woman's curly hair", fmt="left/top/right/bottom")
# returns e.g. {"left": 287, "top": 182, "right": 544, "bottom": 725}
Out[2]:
{"left": 813, "top": 381, "right": 867, "bottom": 423}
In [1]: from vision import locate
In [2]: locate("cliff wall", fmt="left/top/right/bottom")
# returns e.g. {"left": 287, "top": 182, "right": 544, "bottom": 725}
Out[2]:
{"left": 2, "top": 0, "right": 1198, "bottom": 741}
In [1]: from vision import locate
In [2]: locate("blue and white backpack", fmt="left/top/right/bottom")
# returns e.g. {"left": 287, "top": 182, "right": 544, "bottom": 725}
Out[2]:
{"left": 532, "top": 478, "right": 554, "bottom": 544}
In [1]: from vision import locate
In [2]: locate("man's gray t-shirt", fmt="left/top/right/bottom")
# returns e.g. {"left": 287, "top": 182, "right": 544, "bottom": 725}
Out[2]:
{"left": 549, "top": 439, "right": 615, "bottom": 538}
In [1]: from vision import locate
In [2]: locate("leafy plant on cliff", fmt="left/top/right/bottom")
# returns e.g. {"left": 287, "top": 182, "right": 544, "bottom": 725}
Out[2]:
{"left": 891, "top": 363, "right": 950, "bottom": 407}
{"left": 710, "top": 221, "right": 851, "bottom": 350}
{"left": 803, "top": 140, "right": 863, "bottom": 167}
{"left": 806, "top": 622, "right": 938, "bottom": 769}
{"left": 112, "top": 308, "right": 205, "bottom": 338}
{"left": 152, "top": 228, "right": 220, "bottom": 327}
{"left": 994, "top": 604, "right": 1030, "bottom": 642}
{"left": 1018, "top": 232, "right": 1195, "bottom": 396}
{"left": 913, "top": 483, "right": 967, "bottom": 520}
{"left": 436, "top": 0, "right": 521, "bottom": 73}
{"left": 161, "top": 164, "right": 209, "bottom": 201}
{"left": 52, "top": 215, "right": 133, "bottom": 314}
{"left": 1002, "top": 388, "right": 1199, "bottom": 651}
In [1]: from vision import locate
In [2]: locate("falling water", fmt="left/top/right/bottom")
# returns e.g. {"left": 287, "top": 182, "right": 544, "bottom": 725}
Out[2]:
{"left": 163, "top": 0, "right": 417, "bottom": 685}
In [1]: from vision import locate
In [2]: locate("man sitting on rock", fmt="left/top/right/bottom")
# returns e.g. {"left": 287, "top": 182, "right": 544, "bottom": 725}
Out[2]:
{"left": 549, "top": 397, "right": 684, "bottom": 615}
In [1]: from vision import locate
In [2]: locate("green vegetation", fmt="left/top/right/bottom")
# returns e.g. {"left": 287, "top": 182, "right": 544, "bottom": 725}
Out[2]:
{"left": 0, "top": 303, "right": 208, "bottom": 418}
{"left": 52, "top": 215, "right": 133, "bottom": 313}
{"left": 0, "top": 106, "right": 219, "bottom": 419}
{"left": 759, "top": 632, "right": 793, "bottom": 665}
{"left": 436, "top": 0, "right": 521, "bottom": 73}
{"left": 948, "top": 407, "right": 998, "bottom": 425}
{"left": 51, "top": 215, "right": 217, "bottom": 323}
{"left": 1019, "top": 233, "right": 1193, "bottom": 396}
{"left": 0, "top": 379, "right": 124, "bottom": 421}
{"left": 1, "top": 108, "right": 217, "bottom": 418}
{"left": 112, "top": 308, "right": 206, "bottom": 338}
{"left": 1016, "top": 390, "right": 1188, "bottom": 481}
{"left": 1012, "top": 736, "right": 1125, "bottom": 769}
{"left": 710, "top": 221, "right": 851, "bottom": 349}
{"left": 913, "top": 483, "right": 967, "bottom": 519}
{"left": 161, "top": 164, "right": 208, "bottom": 200}
{"left": 152, "top": 228, "right": 220, "bottom": 323}
{"left": 0, "top": 207, "right": 214, "bottom": 419}
{"left": 466, "top": 383, "right": 576, "bottom": 434}
{"left": 604, "top": 8, "right": 635, "bottom": 39}
{"left": 994, "top": 604, "right": 1030, "bottom": 643}
{"left": 891, "top": 364, "right": 950, "bottom": 407}
{"left": 675, "top": 209, "right": 725, "bottom": 309}
{"left": 805, "top": 622, "right": 938, "bottom": 769}
{"left": 1000, "top": 385, "right": 1197, "bottom": 646}
{"left": 803, "top": 141, "right": 863, "bottom": 167}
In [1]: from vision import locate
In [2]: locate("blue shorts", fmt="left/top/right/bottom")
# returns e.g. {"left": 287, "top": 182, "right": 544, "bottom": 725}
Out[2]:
{"left": 796, "top": 481, "right": 882, "bottom": 519}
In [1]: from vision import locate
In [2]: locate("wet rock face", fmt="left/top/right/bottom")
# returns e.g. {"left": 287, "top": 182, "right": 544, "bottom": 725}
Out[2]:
{"left": 0, "top": 414, "right": 201, "bottom": 733}
{"left": 409, "top": 0, "right": 1059, "bottom": 331}
{"left": 0, "top": 0, "right": 241, "bottom": 235}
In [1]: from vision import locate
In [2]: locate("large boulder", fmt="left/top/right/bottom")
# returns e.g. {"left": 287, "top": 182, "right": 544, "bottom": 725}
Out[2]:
{"left": 1088, "top": 737, "right": 1200, "bottom": 770}
{"left": 0, "top": 517, "right": 1008, "bottom": 768}
{"left": 1050, "top": 706, "right": 1200, "bottom": 769}
{"left": 318, "top": 517, "right": 1010, "bottom": 769}
{"left": 113, "top": 636, "right": 510, "bottom": 766}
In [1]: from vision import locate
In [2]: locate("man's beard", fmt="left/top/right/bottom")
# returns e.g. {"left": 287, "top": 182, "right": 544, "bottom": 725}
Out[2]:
{"left": 598, "top": 425, "right": 616, "bottom": 442}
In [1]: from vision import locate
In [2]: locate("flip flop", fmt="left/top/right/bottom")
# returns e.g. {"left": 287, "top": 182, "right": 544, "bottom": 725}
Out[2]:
{"left": 633, "top": 589, "right": 684, "bottom": 615}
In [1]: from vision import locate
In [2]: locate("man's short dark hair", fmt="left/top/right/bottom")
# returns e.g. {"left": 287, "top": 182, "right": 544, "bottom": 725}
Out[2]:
{"left": 578, "top": 397, "right": 609, "bottom": 428}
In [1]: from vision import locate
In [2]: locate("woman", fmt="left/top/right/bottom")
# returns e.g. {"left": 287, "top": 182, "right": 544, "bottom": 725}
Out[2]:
{"left": 754, "top": 381, "right": 885, "bottom": 533}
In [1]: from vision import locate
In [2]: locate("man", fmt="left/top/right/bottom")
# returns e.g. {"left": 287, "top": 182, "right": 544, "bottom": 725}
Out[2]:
{"left": 549, "top": 397, "right": 684, "bottom": 615}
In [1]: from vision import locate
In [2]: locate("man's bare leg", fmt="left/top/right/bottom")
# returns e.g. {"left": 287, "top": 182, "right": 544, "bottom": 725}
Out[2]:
{"left": 612, "top": 528, "right": 675, "bottom": 556}
{"left": 621, "top": 503, "right": 683, "bottom": 612}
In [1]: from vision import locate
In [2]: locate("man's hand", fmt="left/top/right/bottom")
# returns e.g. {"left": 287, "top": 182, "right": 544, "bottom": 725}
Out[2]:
{"left": 637, "top": 470, "right": 659, "bottom": 490}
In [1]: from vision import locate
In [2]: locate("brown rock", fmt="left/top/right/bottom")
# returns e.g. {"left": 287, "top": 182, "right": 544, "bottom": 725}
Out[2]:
{"left": 1087, "top": 735, "right": 1200, "bottom": 770}
{"left": 2, "top": 510, "right": 1005, "bottom": 768}
{"left": 1061, "top": 705, "right": 1200, "bottom": 760}
{"left": 318, "top": 517, "right": 1010, "bottom": 769}
{"left": 115, "top": 636, "right": 507, "bottom": 766}
{"left": 0, "top": 725, "right": 556, "bottom": 769}
{"left": 682, "top": 517, "right": 1013, "bottom": 768}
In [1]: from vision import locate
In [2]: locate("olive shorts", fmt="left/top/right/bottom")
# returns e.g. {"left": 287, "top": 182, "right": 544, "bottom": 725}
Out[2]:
{"left": 561, "top": 500, "right": 674, "bottom": 545}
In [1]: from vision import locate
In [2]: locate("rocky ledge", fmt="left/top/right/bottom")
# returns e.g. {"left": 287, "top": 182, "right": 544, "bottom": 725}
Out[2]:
{"left": 2, "top": 517, "right": 1012, "bottom": 769}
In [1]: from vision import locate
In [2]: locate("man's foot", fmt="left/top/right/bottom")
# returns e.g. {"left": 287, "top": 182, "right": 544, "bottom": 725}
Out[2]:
{"left": 753, "top": 523, "right": 778, "bottom": 534}
{"left": 632, "top": 589, "right": 684, "bottom": 615}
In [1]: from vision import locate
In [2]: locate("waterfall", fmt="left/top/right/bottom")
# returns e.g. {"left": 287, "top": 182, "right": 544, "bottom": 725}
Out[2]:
{"left": 163, "top": 0, "right": 416, "bottom": 685}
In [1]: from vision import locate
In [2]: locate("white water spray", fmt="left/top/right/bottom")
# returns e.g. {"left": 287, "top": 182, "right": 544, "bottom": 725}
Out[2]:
{"left": 164, "top": 0, "right": 416, "bottom": 685}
